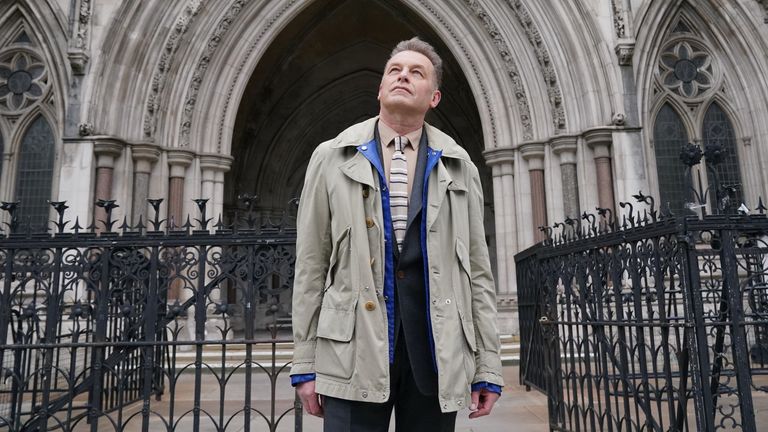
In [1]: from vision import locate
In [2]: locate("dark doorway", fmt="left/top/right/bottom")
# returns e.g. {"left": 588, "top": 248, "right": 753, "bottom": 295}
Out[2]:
{"left": 227, "top": 0, "right": 490, "bottom": 217}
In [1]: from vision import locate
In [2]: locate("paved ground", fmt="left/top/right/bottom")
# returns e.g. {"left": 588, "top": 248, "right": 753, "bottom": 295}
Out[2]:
{"left": 78, "top": 364, "right": 548, "bottom": 431}
{"left": 297, "top": 365, "right": 548, "bottom": 432}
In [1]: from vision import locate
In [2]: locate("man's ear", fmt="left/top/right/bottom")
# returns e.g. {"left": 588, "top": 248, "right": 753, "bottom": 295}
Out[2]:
{"left": 377, "top": 83, "right": 382, "bottom": 101}
{"left": 429, "top": 89, "right": 442, "bottom": 109}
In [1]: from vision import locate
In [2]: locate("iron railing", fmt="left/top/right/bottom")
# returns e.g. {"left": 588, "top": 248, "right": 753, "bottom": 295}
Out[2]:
{"left": 0, "top": 197, "right": 302, "bottom": 431}
{"left": 517, "top": 142, "right": 768, "bottom": 431}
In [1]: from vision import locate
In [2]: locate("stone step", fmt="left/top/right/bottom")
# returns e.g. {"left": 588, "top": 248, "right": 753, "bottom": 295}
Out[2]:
{"left": 173, "top": 335, "right": 521, "bottom": 370}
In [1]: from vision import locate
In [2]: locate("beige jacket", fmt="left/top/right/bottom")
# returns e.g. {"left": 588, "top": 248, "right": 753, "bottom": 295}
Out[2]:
{"left": 290, "top": 117, "right": 503, "bottom": 412}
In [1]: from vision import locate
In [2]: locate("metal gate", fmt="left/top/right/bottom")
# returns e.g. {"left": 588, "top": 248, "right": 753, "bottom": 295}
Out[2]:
{"left": 517, "top": 144, "right": 768, "bottom": 431}
{"left": 517, "top": 210, "right": 768, "bottom": 431}
{"left": 0, "top": 197, "right": 302, "bottom": 431}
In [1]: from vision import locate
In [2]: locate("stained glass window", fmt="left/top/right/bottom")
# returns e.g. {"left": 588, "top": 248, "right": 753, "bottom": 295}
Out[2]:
{"left": 703, "top": 102, "right": 743, "bottom": 207}
{"left": 653, "top": 104, "right": 691, "bottom": 215}
{"left": 15, "top": 116, "right": 54, "bottom": 229}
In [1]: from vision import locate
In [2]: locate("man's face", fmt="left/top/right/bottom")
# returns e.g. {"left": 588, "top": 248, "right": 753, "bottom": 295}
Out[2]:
{"left": 378, "top": 50, "right": 441, "bottom": 117}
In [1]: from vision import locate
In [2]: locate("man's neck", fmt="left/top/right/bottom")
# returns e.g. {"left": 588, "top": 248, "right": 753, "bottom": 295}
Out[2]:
{"left": 378, "top": 111, "right": 425, "bottom": 135}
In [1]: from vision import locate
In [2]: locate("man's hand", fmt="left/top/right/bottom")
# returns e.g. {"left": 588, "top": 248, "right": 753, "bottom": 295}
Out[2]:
{"left": 468, "top": 388, "right": 500, "bottom": 419}
{"left": 296, "top": 380, "right": 323, "bottom": 417}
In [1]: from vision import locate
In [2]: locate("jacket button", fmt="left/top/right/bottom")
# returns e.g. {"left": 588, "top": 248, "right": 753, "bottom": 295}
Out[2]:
{"left": 362, "top": 188, "right": 370, "bottom": 198}
{"left": 396, "top": 270, "right": 405, "bottom": 279}
{"left": 366, "top": 217, "right": 374, "bottom": 228}
{"left": 362, "top": 391, "right": 368, "bottom": 398}
{"left": 364, "top": 301, "right": 376, "bottom": 311}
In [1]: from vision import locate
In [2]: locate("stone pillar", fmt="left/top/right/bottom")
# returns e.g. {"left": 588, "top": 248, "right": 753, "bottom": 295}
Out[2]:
{"left": 551, "top": 136, "right": 580, "bottom": 220}
{"left": 483, "top": 147, "right": 517, "bottom": 336}
{"left": 92, "top": 139, "right": 124, "bottom": 229}
{"left": 199, "top": 154, "right": 233, "bottom": 229}
{"left": 131, "top": 143, "right": 160, "bottom": 225}
{"left": 166, "top": 150, "right": 194, "bottom": 229}
{"left": 520, "top": 143, "right": 548, "bottom": 243}
{"left": 584, "top": 129, "right": 616, "bottom": 213}
{"left": 166, "top": 150, "right": 194, "bottom": 304}
{"left": 483, "top": 148, "right": 516, "bottom": 297}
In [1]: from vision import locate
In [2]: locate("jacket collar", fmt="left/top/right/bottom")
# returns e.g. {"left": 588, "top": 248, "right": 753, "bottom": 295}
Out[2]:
{"left": 330, "top": 116, "right": 470, "bottom": 161}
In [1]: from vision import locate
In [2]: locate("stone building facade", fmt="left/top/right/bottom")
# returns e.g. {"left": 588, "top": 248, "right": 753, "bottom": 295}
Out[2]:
{"left": 2, "top": 0, "right": 768, "bottom": 335}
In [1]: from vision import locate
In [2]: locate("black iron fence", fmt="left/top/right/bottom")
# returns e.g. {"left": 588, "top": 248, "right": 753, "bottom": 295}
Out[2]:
{"left": 517, "top": 143, "right": 768, "bottom": 431}
{"left": 0, "top": 197, "right": 302, "bottom": 431}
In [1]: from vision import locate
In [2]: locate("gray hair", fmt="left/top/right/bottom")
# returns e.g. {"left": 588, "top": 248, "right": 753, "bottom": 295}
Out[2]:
{"left": 389, "top": 37, "right": 443, "bottom": 89}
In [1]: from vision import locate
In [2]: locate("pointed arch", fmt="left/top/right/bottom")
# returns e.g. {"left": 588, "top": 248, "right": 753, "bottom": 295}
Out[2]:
{"left": 652, "top": 103, "right": 690, "bottom": 215}
{"left": 15, "top": 114, "right": 54, "bottom": 228}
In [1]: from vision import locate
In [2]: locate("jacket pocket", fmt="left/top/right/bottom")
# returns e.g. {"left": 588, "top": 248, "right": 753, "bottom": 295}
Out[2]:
{"left": 315, "top": 298, "right": 358, "bottom": 380}
{"left": 455, "top": 239, "right": 477, "bottom": 353}
{"left": 324, "top": 226, "right": 351, "bottom": 292}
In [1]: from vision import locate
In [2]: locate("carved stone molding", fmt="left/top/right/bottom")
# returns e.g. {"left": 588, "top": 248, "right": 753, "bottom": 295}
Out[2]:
{"left": 483, "top": 146, "right": 515, "bottom": 167}
{"left": 615, "top": 41, "right": 634, "bottom": 66}
{"left": 93, "top": 137, "right": 125, "bottom": 169}
{"left": 144, "top": 0, "right": 204, "bottom": 138}
{"left": 550, "top": 135, "right": 578, "bottom": 164}
{"left": 503, "top": 0, "right": 565, "bottom": 131}
{"left": 68, "top": 0, "right": 92, "bottom": 74}
{"left": 759, "top": 0, "right": 768, "bottom": 23}
{"left": 131, "top": 143, "right": 161, "bottom": 174}
{"left": 462, "top": 0, "right": 530, "bottom": 141}
{"left": 611, "top": 0, "right": 627, "bottom": 39}
{"left": 180, "top": 0, "right": 252, "bottom": 149}
{"left": 216, "top": 0, "right": 299, "bottom": 152}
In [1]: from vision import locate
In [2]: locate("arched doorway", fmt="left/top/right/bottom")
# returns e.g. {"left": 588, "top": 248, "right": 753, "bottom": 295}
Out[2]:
{"left": 225, "top": 0, "right": 493, "bottom": 328}
{"left": 227, "top": 0, "right": 489, "bottom": 214}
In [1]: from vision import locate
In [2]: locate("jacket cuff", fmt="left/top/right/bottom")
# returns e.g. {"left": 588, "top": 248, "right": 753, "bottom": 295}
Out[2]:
{"left": 474, "top": 349, "right": 504, "bottom": 387}
{"left": 291, "top": 373, "right": 316, "bottom": 387}
{"left": 471, "top": 381, "right": 502, "bottom": 395}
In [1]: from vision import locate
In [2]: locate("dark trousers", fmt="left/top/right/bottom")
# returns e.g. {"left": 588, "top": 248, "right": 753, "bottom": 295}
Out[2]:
{"left": 322, "top": 334, "right": 456, "bottom": 432}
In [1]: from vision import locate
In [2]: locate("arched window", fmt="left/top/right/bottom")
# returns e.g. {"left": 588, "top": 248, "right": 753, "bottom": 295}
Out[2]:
{"left": 702, "top": 102, "right": 742, "bottom": 206}
{"left": 15, "top": 116, "right": 54, "bottom": 228}
{"left": 653, "top": 104, "right": 691, "bottom": 215}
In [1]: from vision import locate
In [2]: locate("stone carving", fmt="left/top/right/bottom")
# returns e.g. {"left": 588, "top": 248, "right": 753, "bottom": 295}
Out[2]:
{"left": 0, "top": 51, "right": 49, "bottom": 113}
{"left": 611, "top": 0, "right": 626, "bottom": 39}
{"left": 611, "top": 112, "right": 626, "bottom": 126}
{"left": 180, "top": 0, "right": 251, "bottom": 148}
{"left": 759, "top": 0, "right": 768, "bottom": 23}
{"left": 615, "top": 42, "right": 634, "bottom": 66}
{"left": 215, "top": 0, "right": 298, "bottom": 152}
{"left": 73, "top": 0, "right": 92, "bottom": 50}
{"left": 503, "top": 0, "right": 565, "bottom": 131}
{"left": 461, "top": 0, "right": 530, "bottom": 141}
{"left": 144, "top": 0, "right": 204, "bottom": 138}
{"left": 79, "top": 122, "right": 93, "bottom": 136}
{"left": 658, "top": 39, "right": 714, "bottom": 99}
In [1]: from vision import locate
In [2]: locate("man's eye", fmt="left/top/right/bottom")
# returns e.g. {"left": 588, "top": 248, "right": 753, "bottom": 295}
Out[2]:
{"left": 413, "top": 70, "right": 423, "bottom": 77}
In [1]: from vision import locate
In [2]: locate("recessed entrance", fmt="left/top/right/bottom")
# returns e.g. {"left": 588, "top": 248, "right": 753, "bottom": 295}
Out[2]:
{"left": 227, "top": 0, "right": 490, "bottom": 220}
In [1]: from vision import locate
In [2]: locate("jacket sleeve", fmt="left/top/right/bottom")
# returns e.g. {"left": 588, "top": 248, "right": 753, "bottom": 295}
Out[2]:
{"left": 466, "top": 162, "right": 504, "bottom": 387}
{"left": 290, "top": 145, "right": 332, "bottom": 377}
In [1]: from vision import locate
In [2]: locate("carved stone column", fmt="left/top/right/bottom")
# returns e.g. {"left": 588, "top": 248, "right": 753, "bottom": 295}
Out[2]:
{"left": 93, "top": 139, "right": 124, "bottom": 229}
{"left": 584, "top": 129, "right": 616, "bottom": 213}
{"left": 166, "top": 150, "right": 194, "bottom": 229}
{"left": 199, "top": 154, "right": 233, "bottom": 229}
{"left": 166, "top": 150, "right": 194, "bottom": 304}
{"left": 551, "top": 136, "right": 580, "bottom": 220}
{"left": 483, "top": 147, "right": 516, "bottom": 298}
{"left": 483, "top": 147, "right": 517, "bottom": 335}
{"left": 520, "top": 143, "right": 548, "bottom": 243}
{"left": 131, "top": 143, "right": 160, "bottom": 225}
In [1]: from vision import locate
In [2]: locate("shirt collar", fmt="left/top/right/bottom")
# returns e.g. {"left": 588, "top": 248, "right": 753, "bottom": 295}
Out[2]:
{"left": 377, "top": 120, "right": 423, "bottom": 150}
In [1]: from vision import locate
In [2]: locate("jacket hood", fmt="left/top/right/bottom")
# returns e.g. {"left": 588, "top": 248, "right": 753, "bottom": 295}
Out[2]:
{"left": 330, "top": 116, "right": 471, "bottom": 161}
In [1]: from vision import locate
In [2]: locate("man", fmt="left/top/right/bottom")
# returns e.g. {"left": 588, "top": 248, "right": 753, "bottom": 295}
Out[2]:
{"left": 290, "top": 37, "right": 503, "bottom": 431}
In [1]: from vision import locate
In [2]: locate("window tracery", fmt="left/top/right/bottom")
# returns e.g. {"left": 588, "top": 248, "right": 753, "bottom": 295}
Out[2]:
{"left": 651, "top": 17, "right": 744, "bottom": 213}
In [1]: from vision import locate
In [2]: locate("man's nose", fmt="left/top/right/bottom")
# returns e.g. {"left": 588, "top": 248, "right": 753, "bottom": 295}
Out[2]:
{"left": 397, "top": 68, "right": 410, "bottom": 81}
